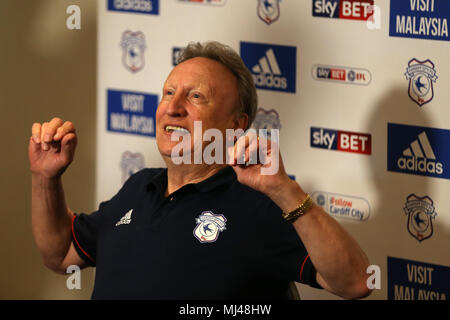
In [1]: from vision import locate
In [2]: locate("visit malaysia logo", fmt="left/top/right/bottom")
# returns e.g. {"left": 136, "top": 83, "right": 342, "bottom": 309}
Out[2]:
{"left": 405, "top": 59, "right": 438, "bottom": 107}
{"left": 403, "top": 194, "right": 437, "bottom": 242}
{"left": 107, "top": 89, "right": 158, "bottom": 137}
{"left": 193, "top": 211, "right": 227, "bottom": 243}
{"left": 389, "top": 0, "right": 449, "bottom": 42}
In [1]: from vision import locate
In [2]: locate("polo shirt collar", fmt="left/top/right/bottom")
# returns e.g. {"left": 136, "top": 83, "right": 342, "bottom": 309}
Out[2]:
{"left": 148, "top": 166, "right": 236, "bottom": 196}
{"left": 194, "top": 166, "right": 236, "bottom": 192}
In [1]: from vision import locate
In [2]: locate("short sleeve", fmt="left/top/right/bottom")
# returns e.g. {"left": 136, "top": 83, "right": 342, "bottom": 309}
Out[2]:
{"left": 257, "top": 198, "right": 323, "bottom": 289}
{"left": 72, "top": 209, "right": 103, "bottom": 266}
{"left": 71, "top": 168, "right": 159, "bottom": 267}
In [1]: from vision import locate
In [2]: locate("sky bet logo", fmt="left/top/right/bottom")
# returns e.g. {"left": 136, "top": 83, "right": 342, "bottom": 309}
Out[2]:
{"left": 313, "top": 0, "right": 374, "bottom": 20}
{"left": 311, "top": 127, "right": 371, "bottom": 155}
{"left": 388, "top": 123, "right": 450, "bottom": 180}
{"left": 240, "top": 42, "right": 296, "bottom": 93}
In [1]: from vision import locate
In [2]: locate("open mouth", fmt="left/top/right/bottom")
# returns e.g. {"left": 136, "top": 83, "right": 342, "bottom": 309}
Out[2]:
{"left": 165, "top": 125, "right": 190, "bottom": 134}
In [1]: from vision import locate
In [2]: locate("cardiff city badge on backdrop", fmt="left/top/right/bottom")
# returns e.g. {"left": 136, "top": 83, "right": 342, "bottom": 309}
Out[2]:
{"left": 405, "top": 58, "right": 438, "bottom": 107}
{"left": 120, "top": 30, "right": 146, "bottom": 73}
{"left": 250, "top": 108, "right": 281, "bottom": 140}
{"left": 403, "top": 194, "right": 437, "bottom": 242}
{"left": 120, "top": 151, "right": 145, "bottom": 184}
{"left": 257, "top": 0, "right": 281, "bottom": 25}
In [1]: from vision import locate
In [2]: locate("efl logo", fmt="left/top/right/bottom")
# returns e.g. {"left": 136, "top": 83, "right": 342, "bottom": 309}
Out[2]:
{"left": 312, "top": 191, "right": 370, "bottom": 221}
{"left": 389, "top": 0, "right": 449, "bottom": 42}
{"left": 313, "top": 0, "right": 374, "bottom": 20}
{"left": 312, "top": 64, "right": 371, "bottom": 85}
{"left": 107, "top": 89, "right": 158, "bottom": 137}
{"left": 310, "top": 127, "right": 372, "bottom": 155}
{"left": 240, "top": 41, "right": 296, "bottom": 93}
{"left": 108, "top": 0, "right": 159, "bottom": 15}
{"left": 387, "top": 123, "right": 450, "bottom": 179}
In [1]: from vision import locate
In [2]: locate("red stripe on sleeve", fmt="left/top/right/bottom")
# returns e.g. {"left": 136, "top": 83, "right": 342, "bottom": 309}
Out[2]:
{"left": 299, "top": 254, "right": 310, "bottom": 282}
{"left": 71, "top": 215, "right": 96, "bottom": 264}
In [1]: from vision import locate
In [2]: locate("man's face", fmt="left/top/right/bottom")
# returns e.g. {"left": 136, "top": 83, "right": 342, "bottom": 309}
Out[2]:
{"left": 156, "top": 57, "right": 244, "bottom": 161}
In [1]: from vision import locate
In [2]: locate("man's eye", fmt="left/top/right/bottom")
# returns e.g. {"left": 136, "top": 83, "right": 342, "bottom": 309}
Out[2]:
{"left": 191, "top": 92, "right": 204, "bottom": 100}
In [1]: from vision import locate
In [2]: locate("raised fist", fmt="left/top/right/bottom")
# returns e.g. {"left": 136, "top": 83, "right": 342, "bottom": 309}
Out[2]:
{"left": 29, "top": 117, "right": 77, "bottom": 179}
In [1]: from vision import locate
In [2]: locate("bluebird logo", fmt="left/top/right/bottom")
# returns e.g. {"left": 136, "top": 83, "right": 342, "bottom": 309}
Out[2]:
{"left": 120, "top": 151, "right": 145, "bottom": 184}
{"left": 240, "top": 42, "right": 296, "bottom": 93}
{"left": 403, "top": 194, "right": 437, "bottom": 242}
{"left": 405, "top": 59, "right": 438, "bottom": 107}
{"left": 257, "top": 0, "right": 281, "bottom": 25}
{"left": 250, "top": 108, "right": 282, "bottom": 140}
{"left": 388, "top": 123, "right": 450, "bottom": 179}
{"left": 120, "top": 30, "right": 146, "bottom": 73}
{"left": 193, "top": 211, "right": 227, "bottom": 243}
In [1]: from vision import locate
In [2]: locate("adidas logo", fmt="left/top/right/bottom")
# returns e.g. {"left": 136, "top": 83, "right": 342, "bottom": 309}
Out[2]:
{"left": 251, "top": 48, "right": 287, "bottom": 90}
{"left": 115, "top": 209, "right": 133, "bottom": 226}
{"left": 397, "top": 131, "right": 443, "bottom": 175}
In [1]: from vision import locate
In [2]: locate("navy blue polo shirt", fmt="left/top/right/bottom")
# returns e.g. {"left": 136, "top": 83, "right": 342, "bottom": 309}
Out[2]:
{"left": 72, "top": 166, "right": 322, "bottom": 299}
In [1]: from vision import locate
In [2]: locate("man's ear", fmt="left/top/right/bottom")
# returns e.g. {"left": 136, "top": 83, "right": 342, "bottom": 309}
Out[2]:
{"left": 235, "top": 113, "right": 249, "bottom": 131}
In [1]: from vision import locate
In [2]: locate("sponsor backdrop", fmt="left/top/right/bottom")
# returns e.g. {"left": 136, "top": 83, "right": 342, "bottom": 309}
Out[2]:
{"left": 97, "top": 0, "right": 450, "bottom": 300}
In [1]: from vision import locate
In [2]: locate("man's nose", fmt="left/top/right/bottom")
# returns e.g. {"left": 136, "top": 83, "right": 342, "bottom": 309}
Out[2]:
{"left": 166, "top": 93, "right": 187, "bottom": 117}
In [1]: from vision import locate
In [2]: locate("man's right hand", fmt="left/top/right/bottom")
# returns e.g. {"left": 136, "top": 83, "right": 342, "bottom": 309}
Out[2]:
{"left": 29, "top": 117, "right": 77, "bottom": 179}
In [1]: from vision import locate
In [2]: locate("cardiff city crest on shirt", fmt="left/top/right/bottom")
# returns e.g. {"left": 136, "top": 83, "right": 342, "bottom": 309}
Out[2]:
{"left": 403, "top": 194, "right": 437, "bottom": 242}
{"left": 193, "top": 211, "right": 227, "bottom": 243}
{"left": 405, "top": 59, "right": 438, "bottom": 107}
{"left": 120, "top": 30, "right": 146, "bottom": 73}
{"left": 257, "top": 0, "right": 280, "bottom": 25}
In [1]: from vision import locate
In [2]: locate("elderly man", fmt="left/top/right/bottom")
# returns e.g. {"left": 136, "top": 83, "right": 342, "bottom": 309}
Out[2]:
{"left": 29, "top": 41, "right": 371, "bottom": 299}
